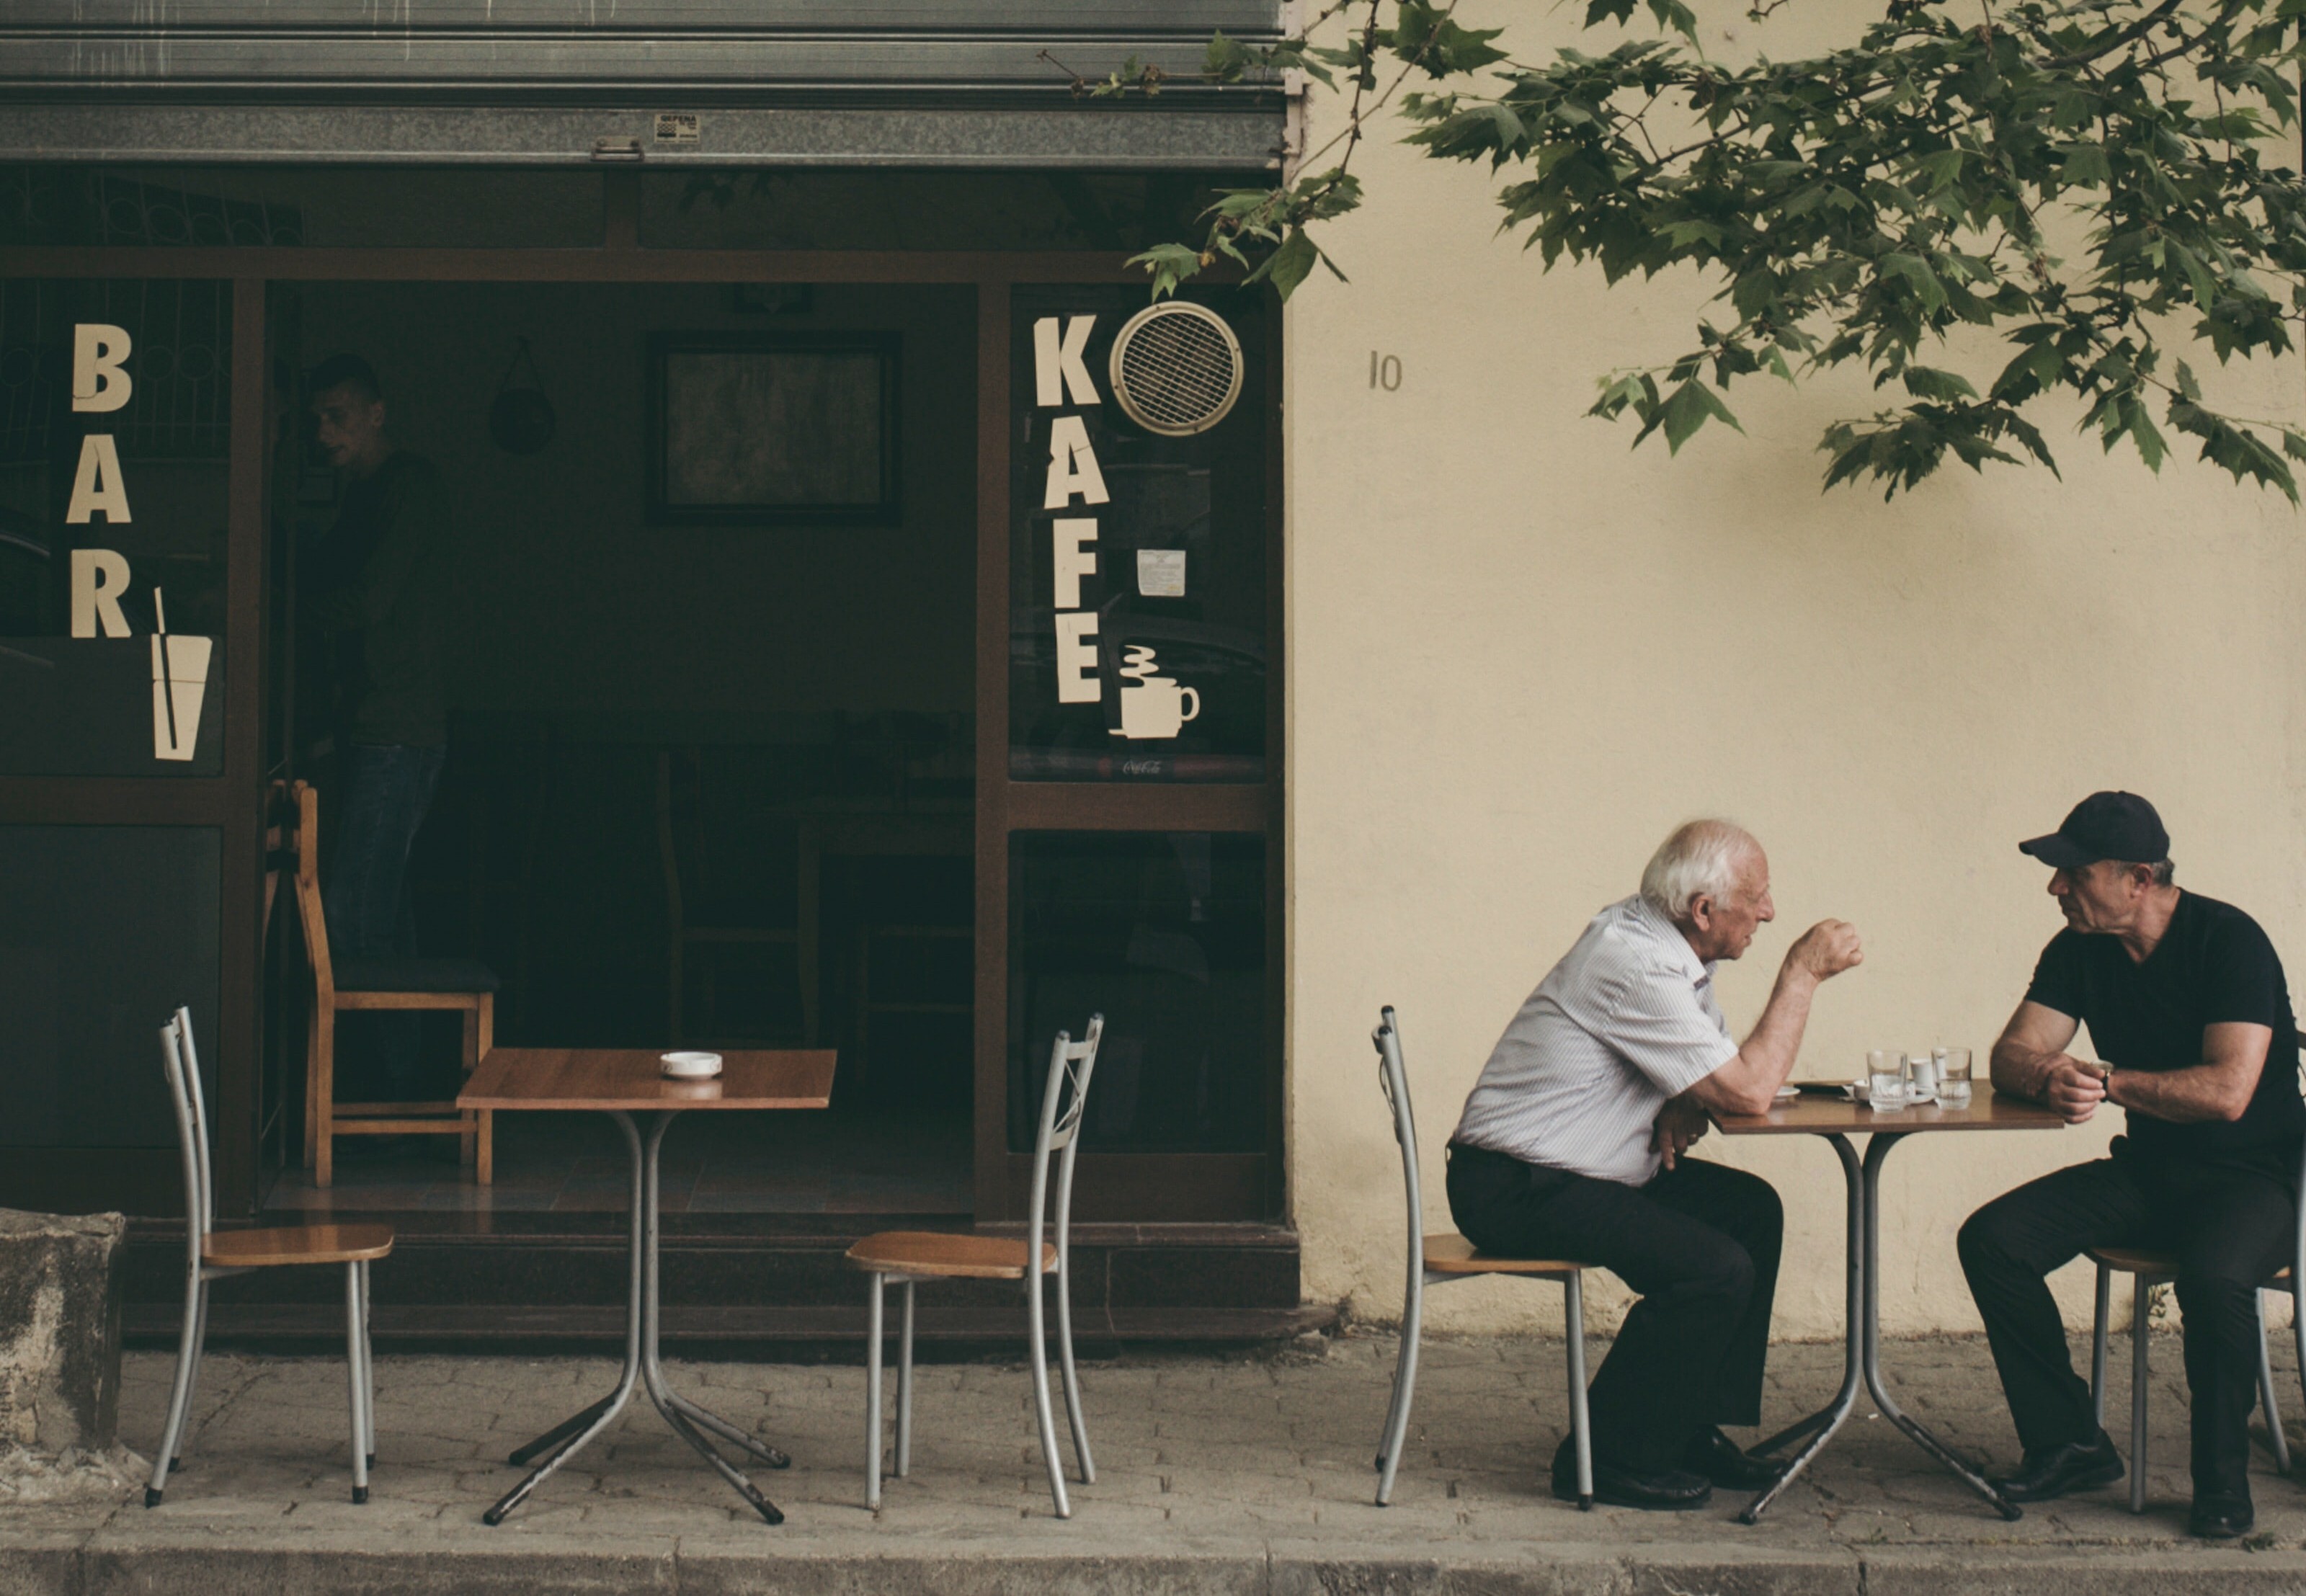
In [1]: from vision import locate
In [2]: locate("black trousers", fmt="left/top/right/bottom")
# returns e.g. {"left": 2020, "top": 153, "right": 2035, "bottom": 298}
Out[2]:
{"left": 1956, "top": 1148, "right": 2294, "bottom": 1499}
{"left": 1446, "top": 1141, "right": 1784, "bottom": 1472}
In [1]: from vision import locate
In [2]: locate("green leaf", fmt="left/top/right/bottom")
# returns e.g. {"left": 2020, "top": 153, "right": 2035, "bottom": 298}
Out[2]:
{"left": 1915, "top": 149, "right": 1966, "bottom": 192}
{"left": 1878, "top": 253, "right": 1947, "bottom": 314}
{"left": 1647, "top": 379, "right": 1742, "bottom": 454}
{"left": 2057, "top": 143, "right": 2111, "bottom": 190}
{"left": 1203, "top": 30, "right": 1250, "bottom": 84}
{"left": 1902, "top": 366, "right": 1980, "bottom": 401}
{"left": 1245, "top": 228, "right": 1319, "bottom": 300}
{"left": 1126, "top": 244, "right": 1203, "bottom": 300}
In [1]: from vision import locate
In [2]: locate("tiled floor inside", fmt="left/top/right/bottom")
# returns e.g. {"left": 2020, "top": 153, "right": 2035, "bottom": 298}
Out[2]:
{"left": 262, "top": 1112, "right": 973, "bottom": 1215}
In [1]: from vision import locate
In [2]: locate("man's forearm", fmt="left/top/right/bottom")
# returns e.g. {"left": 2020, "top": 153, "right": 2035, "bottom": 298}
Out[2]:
{"left": 2106, "top": 1062, "right": 2251, "bottom": 1124}
{"left": 1990, "top": 1042, "right": 2063, "bottom": 1102}
{"left": 1739, "top": 963, "right": 1820, "bottom": 1082}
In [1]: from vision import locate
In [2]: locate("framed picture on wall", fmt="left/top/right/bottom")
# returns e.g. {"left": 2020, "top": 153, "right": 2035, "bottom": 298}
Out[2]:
{"left": 645, "top": 331, "right": 901, "bottom": 526}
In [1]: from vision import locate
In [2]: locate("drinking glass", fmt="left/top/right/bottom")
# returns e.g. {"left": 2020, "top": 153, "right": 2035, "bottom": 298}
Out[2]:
{"left": 1938, "top": 1047, "right": 1974, "bottom": 1107}
{"left": 1867, "top": 1050, "right": 1908, "bottom": 1110}
{"left": 1909, "top": 1048, "right": 1941, "bottom": 1102}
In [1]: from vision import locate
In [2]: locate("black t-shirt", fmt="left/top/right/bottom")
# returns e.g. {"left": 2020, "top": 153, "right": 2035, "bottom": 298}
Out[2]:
{"left": 2025, "top": 890, "right": 2303, "bottom": 1177}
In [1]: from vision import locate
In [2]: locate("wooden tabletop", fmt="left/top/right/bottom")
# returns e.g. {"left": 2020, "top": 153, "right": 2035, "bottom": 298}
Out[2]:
{"left": 457, "top": 1048, "right": 837, "bottom": 1112}
{"left": 1716, "top": 1089, "right": 2068, "bottom": 1136}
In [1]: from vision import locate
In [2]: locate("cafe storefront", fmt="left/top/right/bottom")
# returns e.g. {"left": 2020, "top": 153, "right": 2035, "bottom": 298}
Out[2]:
{"left": 0, "top": 4, "right": 1309, "bottom": 1345}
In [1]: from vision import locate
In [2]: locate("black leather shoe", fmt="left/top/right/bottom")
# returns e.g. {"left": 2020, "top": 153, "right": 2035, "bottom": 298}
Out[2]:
{"left": 2189, "top": 1492, "right": 2254, "bottom": 1540}
{"left": 1552, "top": 1443, "right": 1713, "bottom": 1510}
{"left": 1682, "top": 1426, "right": 1783, "bottom": 1490}
{"left": 1987, "top": 1432, "right": 2124, "bottom": 1503}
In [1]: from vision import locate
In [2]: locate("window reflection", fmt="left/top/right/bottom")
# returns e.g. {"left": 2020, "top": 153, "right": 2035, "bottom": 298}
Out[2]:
{"left": 1009, "top": 832, "right": 1266, "bottom": 1153}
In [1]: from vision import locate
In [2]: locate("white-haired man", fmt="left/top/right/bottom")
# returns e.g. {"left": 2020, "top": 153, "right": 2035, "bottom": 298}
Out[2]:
{"left": 1448, "top": 820, "right": 1864, "bottom": 1510}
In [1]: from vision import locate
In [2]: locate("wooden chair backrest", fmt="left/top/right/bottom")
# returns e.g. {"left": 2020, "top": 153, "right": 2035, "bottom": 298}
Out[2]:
{"left": 287, "top": 779, "right": 334, "bottom": 997}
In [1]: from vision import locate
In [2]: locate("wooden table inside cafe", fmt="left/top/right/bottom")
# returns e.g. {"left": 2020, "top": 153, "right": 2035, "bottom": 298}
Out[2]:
{"left": 1711, "top": 1087, "right": 2068, "bottom": 1524}
{"left": 457, "top": 1048, "right": 837, "bottom": 1526}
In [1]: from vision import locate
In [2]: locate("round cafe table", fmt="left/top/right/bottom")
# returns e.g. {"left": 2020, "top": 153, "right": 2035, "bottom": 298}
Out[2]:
{"left": 456, "top": 1047, "right": 837, "bottom": 1526}
{"left": 1713, "top": 1088, "right": 2067, "bottom": 1523}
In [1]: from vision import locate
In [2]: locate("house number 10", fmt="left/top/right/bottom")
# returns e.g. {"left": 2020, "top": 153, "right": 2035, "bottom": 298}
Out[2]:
{"left": 1369, "top": 352, "right": 1402, "bottom": 391}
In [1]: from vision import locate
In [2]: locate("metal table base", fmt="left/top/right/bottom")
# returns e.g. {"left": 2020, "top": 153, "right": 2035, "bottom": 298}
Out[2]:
{"left": 1738, "top": 1130, "right": 2021, "bottom": 1524}
{"left": 484, "top": 1110, "right": 791, "bottom": 1526}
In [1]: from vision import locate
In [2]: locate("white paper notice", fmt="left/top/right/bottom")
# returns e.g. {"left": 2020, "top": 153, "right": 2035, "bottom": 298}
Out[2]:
{"left": 1136, "top": 549, "right": 1187, "bottom": 598}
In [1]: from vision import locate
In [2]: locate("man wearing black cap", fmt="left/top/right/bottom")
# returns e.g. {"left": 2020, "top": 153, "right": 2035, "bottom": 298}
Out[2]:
{"left": 1958, "top": 792, "right": 2302, "bottom": 1539}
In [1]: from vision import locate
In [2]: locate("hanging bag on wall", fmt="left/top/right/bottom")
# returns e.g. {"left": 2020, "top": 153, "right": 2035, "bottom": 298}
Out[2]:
{"left": 489, "top": 336, "right": 556, "bottom": 455}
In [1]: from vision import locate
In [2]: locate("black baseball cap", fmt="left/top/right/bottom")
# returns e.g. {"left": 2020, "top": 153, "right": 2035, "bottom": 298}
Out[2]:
{"left": 2018, "top": 791, "right": 2170, "bottom": 872}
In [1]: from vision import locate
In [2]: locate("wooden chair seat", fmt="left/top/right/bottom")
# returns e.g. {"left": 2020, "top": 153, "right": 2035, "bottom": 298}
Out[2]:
{"left": 2088, "top": 1246, "right": 2293, "bottom": 1285}
{"left": 203, "top": 1223, "right": 395, "bottom": 1269}
{"left": 2086, "top": 1246, "right": 2177, "bottom": 1277}
{"left": 845, "top": 1230, "right": 1057, "bottom": 1280}
{"left": 1423, "top": 1231, "right": 1589, "bottom": 1278}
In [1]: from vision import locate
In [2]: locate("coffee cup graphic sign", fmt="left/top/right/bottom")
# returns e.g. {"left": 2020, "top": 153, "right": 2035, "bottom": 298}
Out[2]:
{"left": 148, "top": 591, "right": 212, "bottom": 762}
{"left": 1111, "top": 644, "right": 1201, "bottom": 741}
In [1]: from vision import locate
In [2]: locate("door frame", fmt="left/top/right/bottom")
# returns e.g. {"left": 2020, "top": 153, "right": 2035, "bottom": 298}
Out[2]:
{"left": 0, "top": 210, "right": 1284, "bottom": 1226}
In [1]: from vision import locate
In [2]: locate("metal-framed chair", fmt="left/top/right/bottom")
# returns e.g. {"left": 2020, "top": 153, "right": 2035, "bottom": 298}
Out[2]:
{"left": 2086, "top": 1048, "right": 2306, "bottom": 1512}
{"left": 285, "top": 780, "right": 499, "bottom": 1187}
{"left": 844, "top": 1015, "right": 1103, "bottom": 1517}
{"left": 1371, "top": 1005, "right": 1595, "bottom": 1509}
{"left": 148, "top": 1007, "right": 393, "bottom": 1507}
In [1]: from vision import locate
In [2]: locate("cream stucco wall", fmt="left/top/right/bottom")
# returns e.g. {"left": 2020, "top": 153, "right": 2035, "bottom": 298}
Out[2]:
{"left": 1282, "top": 1, "right": 2306, "bottom": 1340}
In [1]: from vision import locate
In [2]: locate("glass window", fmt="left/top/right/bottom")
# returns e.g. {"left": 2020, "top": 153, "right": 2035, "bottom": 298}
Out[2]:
{"left": 1008, "top": 832, "right": 1267, "bottom": 1154}
{"left": 0, "top": 278, "right": 231, "bottom": 775}
{"left": 1009, "top": 286, "right": 1267, "bottom": 782}
{"left": 0, "top": 825, "right": 221, "bottom": 1149}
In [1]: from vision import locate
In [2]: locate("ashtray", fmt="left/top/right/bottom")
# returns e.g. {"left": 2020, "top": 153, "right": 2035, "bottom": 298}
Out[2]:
{"left": 660, "top": 1051, "right": 724, "bottom": 1079}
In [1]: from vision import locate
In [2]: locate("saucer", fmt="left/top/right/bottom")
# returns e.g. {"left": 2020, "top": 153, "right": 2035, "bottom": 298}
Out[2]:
{"left": 660, "top": 1051, "right": 724, "bottom": 1079}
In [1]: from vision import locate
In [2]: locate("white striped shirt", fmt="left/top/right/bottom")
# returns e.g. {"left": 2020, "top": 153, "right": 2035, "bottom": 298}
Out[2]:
{"left": 1452, "top": 896, "right": 1740, "bottom": 1185}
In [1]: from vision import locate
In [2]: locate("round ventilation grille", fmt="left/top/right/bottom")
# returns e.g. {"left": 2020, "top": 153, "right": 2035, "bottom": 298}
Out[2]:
{"left": 1108, "top": 302, "right": 1243, "bottom": 437}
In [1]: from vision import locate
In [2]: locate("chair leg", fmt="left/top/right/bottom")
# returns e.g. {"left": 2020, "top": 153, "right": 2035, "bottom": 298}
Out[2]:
{"left": 2130, "top": 1275, "right": 2151, "bottom": 1515}
{"left": 865, "top": 1272, "right": 884, "bottom": 1510}
{"left": 459, "top": 1009, "right": 480, "bottom": 1172}
{"left": 1374, "top": 1271, "right": 1423, "bottom": 1508}
{"left": 1054, "top": 1256, "right": 1094, "bottom": 1485}
{"left": 178, "top": 1285, "right": 210, "bottom": 1467}
{"left": 476, "top": 997, "right": 495, "bottom": 1185}
{"left": 1026, "top": 1267, "right": 1070, "bottom": 1518}
{"left": 146, "top": 1276, "right": 205, "bottom": 1507}
{"left": 2090, "top": 1263, "right": 2111, "bottom": 1433}
{"left": 302, "top": 1004, "right": 321, "bottom": 1174}
{"left": 2294, "top": 1276, "right": 2306, "bottom": 1472}
{"left": 1565, "top": 1271, "right": 1593, "bottom": 1511}
{"left": 360, "top": 1258, "right": 378, "bottom": 1469}
{"left": 313, "top": 1006, "right": 337, "bottom": 1190}
{"left": 345, "top": 1263, "right": 370, "bottom": 1504}
{"left": 2256, "top": 1291, "right": 2290, "bottom": 1473}
{"left": 895, "top": 1280, "right": 914, "bottom": 1479}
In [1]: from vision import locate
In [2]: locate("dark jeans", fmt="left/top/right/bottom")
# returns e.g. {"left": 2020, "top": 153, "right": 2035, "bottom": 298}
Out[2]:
{"left": 322, "top": 741, "right": 446, "bottom": 1101}
{"left": 1957, "top": 1147, "right": 2295, "bottom": 1499}
{"left": 1446, "top": 1141, "right": 1784, "bottom": 1473}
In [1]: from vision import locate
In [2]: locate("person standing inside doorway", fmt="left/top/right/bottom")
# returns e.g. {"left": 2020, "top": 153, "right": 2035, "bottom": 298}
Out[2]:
{"left": 308, "top": 352, "right": 457, "bottom": 1102}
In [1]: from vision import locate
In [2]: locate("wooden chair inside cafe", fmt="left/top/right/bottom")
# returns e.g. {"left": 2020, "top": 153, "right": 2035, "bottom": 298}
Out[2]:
{"left": 282, "top": 779, "right": 501, "bottom": 1187}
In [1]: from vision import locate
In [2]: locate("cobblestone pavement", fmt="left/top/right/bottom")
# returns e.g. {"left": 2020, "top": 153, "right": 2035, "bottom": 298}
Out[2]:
{"left": 8, "top": 1329, "right": 2306, "bottom": 1593}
